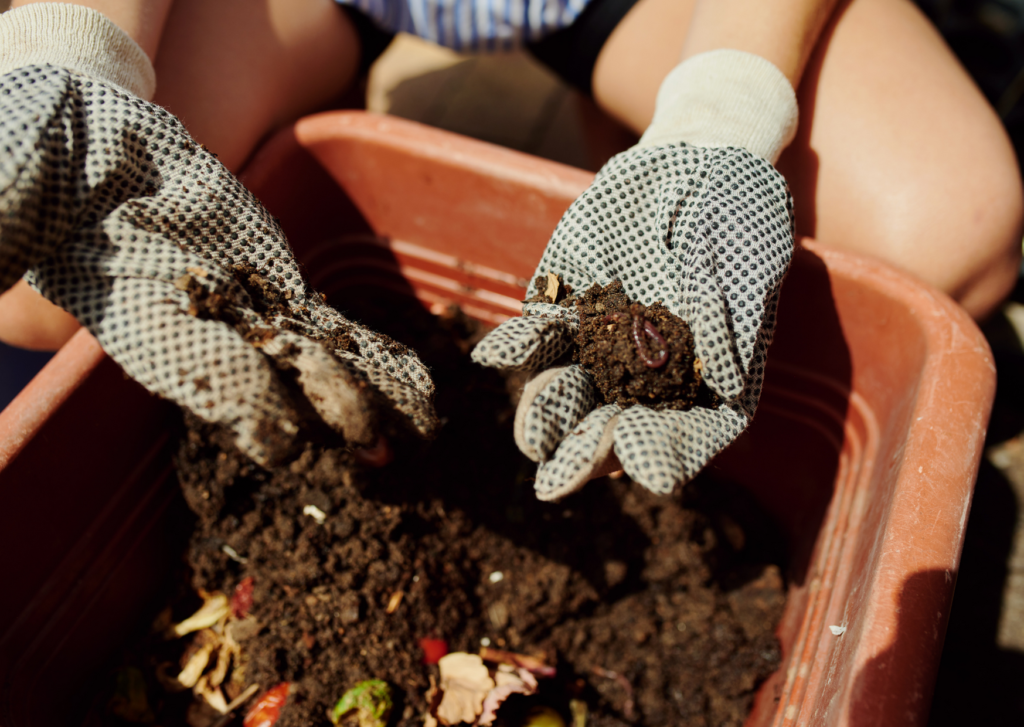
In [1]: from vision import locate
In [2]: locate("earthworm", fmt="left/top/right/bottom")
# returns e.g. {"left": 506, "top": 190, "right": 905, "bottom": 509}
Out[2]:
{"left": 601, "top": 311, "right": 668, "bottom": 368}
{"left": 632, "top": 315, "right": 668, "bottom": 369}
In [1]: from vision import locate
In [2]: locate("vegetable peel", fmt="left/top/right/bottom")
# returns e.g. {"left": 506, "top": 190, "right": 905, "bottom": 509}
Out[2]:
{"left": 330, "top": 679, "right": 393, "bottom": 727}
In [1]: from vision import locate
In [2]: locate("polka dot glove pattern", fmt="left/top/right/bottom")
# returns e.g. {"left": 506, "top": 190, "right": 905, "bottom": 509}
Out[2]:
{"left": 1, "top": 65, "right": 438, "bottom": 464}
{"left": 473, "top": 142, "right": 794, "bottom": 499}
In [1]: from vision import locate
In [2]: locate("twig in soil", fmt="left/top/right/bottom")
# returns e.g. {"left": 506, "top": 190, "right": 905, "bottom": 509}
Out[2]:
{"left": 479, "top": 646, "right": 556, "bottom": 677}
{"left": 209, "top": 684, "right": 260, "bottom": 727}
{"left": 222, "top": 544, "right": 248, "bottom": 564}
{"left": 590, "top": 666, "right": 635, "bottom": 721}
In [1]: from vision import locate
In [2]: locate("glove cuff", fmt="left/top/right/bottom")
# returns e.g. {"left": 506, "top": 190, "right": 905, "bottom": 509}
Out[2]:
{"left": 636, "top": 49, "right": 798, "bottom": 164}
{"left": 0, "top": 3, "right": 156, "bottom": 100}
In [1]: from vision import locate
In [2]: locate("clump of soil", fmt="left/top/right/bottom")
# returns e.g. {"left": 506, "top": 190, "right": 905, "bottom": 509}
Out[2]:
{"left": 531, "top": 276, "right": 716, "bottom": 411}
{"left": 572, "top": 282, "right": 715, "bottom": 411}
{"left": 94, "top": 296, "right": 784, "bottom": 727}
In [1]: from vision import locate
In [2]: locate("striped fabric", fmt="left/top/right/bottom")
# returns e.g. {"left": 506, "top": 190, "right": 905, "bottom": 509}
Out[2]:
{"left": 336, "top": 0, "right": 593, "bottom": 51}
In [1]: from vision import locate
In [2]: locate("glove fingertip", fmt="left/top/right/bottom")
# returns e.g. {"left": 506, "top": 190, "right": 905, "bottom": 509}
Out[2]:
{"left": 513, "top": 366, "right": 596, "bottom": 463}
{"left": 471, "top": 315, "right": 573, "bottom": 372}
{"left": 533, "top": 408, "right": 620, "bottom": 501}
{"left": 614, "top": 408, "right": 686, "bottom": 496}
{"left": 513, "top": 368, "right": 564, "bottom": 462}
{"left": 699, "top": 351, "right": 744, "bottom": 400}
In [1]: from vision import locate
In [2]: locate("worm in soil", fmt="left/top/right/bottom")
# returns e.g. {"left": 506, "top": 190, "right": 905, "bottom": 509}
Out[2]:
{"left": 602, "top": 311, "right": 668, "bottom": 368}
{"left": 632, "top": 315, "right": 668, "bottom": 368}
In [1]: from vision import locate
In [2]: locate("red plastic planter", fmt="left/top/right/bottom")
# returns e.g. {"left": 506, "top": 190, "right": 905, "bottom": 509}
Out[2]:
{"left": 0, "top": 112, "right": 995, "bottom": 727}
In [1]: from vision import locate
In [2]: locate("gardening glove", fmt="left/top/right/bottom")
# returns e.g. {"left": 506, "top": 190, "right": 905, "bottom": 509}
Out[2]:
{"left": 0, "top": 4, "right": 437, "bottom": 466}
{"left": 472, "top": 50, "right": 797, "bottom": 500}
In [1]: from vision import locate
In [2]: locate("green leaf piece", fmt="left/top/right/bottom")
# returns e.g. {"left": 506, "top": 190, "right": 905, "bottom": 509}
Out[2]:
{"left": 330, "top": 679, "right": 393, "bottom": 727}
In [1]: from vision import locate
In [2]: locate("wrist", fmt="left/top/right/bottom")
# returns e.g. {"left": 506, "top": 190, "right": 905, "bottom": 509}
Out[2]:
{"left": 0, "top": 3, "right": 155, "bottom": 100}
{"left": 636, "top": 49, "right": 798, "bottom": 164}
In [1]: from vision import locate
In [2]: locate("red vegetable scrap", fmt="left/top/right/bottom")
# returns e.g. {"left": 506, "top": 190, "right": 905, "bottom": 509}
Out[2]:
{"left": 231, "top": 577, "right": 255, "bottom": 619}
{"left": 418, "top": 637, "right": 449, "bottom": 665}
{"left": 243, "top": 682, "right": 290, "bottom": 727}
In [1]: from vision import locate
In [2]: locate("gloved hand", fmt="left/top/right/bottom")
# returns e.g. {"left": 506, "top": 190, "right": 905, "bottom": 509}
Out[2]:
{"left": 472, "top": 50, "right": 798, "bottom": 500}
{"left": 0, "top": 4, "right": 437, "bottom": 465}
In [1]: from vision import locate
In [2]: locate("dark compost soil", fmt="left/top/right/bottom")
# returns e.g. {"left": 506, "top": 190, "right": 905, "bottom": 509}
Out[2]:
{"left": 92, "top": 292, "right": 786, "bottom": 727}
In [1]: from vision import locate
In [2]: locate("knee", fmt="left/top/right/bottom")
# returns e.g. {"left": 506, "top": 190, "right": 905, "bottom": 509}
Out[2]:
{"left": 804, "top": 141, "right": 1024, "bottom": 323}
{"left": 952, "top": 201, "right": 1022, "bottom": 322}
{"left": 0, "top": 280, "right": 80, "bottom": 351}
{"left": 910, "top": 158, "right": 1023, "bottom": 322}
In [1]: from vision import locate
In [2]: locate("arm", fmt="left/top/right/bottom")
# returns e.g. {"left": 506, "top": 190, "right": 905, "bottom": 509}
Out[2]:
{"left": 0, "top": 1, "right": 437, "bottom": 460}
{"left": 0, "top": 0, "right": 173, "bottom": 350}
{"left": 680, "top": 0, "right": 842, "bottom": 88}
{"left": 472, "top": 1, "right": 825, "bottom": 498}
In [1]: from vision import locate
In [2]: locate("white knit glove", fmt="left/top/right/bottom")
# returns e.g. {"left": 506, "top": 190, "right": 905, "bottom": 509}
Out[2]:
{"left": 472, "top": 50, "right": 797, "bottom": 499}
{"left": 0, "top": 4, "right": 437, "bottom": 465}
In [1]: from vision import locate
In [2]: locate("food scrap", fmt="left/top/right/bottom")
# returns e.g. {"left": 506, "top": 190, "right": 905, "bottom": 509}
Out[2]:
{"left": 243, "top": 682, "right": 291, "bottom": 727}
{"left": 424, "top": 650, "right": 554, "bottom": 726}
{"left": 330, "top": 679, "right": 393, "bottom": 727}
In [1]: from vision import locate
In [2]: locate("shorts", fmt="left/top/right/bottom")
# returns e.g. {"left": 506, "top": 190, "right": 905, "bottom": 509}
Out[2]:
{"left": 339, "top": 0, "right": 641, "bottom": 95}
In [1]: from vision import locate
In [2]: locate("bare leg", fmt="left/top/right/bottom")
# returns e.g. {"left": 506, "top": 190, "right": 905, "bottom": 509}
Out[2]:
{"left": 0, "top": 282, "right": 82, "bottom": 351}
{"left": 592, "top": 0, "right": 1023, "bottom": 321}
{"left": 0, "top": 0, "right": 361, "bottom": 349}
{"left": 153, "top": 0, "right": 361, "bottom": 173}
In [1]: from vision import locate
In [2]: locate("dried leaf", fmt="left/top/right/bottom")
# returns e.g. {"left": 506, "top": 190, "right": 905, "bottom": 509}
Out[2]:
{"left": 423, "top": 676, "right": 440, "bottom": 727}
{"left": 478, "top": 665, "right": 538, "bottom": 726}
{"left": 171, "top": 593, "right": 230, "bottom": 637}
{"left": 178, "top": 638, "right": 218, "bottom": 688}
{"left": 208, "top": 641, "right": 233, "bottom": 687}
{"left": 194, "top": 673, "right": 230, "bottom": 714}
{"left": 543, "top": 273, "right": 561, "bottom": 303}
{"left": 225, "top": 683, "right": 261, "bottom": 713}
{"left": 435, "top": 653, "right": 494, "bottom": 726}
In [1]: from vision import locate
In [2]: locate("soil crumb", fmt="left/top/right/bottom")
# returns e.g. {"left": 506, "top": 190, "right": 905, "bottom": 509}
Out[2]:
{"left": 91, "top": 296, "right": 784, "bottom": 727}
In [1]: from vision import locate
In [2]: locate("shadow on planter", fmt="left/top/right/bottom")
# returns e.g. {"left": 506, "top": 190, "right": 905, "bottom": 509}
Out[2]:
{"left": 0, "top": 111, "right": 995, "bottom": 727}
